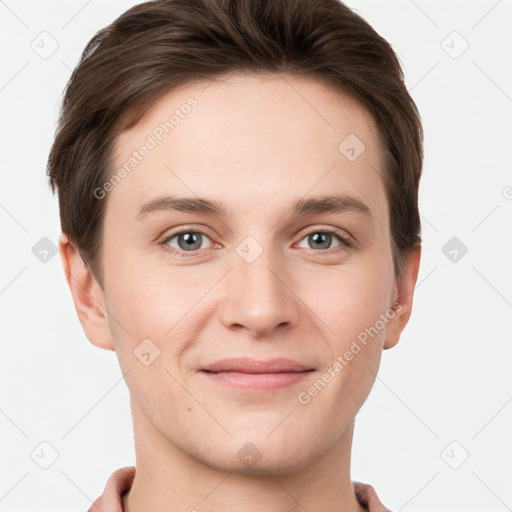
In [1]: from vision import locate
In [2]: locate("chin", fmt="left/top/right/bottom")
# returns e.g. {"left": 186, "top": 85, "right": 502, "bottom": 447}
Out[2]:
{"left": 201, "top": 435, "right": 318, "bottom": 476}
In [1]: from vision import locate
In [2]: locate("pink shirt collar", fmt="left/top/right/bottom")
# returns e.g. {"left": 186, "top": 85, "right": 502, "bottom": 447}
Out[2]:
{"left": 88, "top": 467, "right": 391, "bottom": 512}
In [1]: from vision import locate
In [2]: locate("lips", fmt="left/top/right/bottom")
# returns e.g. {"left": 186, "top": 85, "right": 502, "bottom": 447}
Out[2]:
{"left": 200, "top": 358, "right": 315, "bottom": 391}
{"left": 201, "top": 357, "right": 313, "bottom": 374}
{"left": 200, "top": 358, "right": 314, "bottom": 390}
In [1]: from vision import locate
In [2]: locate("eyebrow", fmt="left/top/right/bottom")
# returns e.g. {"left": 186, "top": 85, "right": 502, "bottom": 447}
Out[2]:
{"left": 136, "top": 194, "right": 373, "bottom": 221}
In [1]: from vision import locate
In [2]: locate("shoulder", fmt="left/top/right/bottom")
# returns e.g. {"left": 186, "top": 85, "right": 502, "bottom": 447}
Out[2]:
{"left": 352, "top": 480, "right": 392, "bottom": 512}
{"left": 88, "top": 466, "right": 135, "bottom": 512}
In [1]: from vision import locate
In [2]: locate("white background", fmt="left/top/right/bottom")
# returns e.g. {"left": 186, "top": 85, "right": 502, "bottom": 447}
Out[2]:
{"left": 0, "top": 1, "right": 511, "bottom": 510}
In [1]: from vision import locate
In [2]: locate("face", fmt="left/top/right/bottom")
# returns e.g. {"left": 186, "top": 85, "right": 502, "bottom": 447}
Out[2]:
{"left": 91, "top": 72, "right": 409, "bottom": 474}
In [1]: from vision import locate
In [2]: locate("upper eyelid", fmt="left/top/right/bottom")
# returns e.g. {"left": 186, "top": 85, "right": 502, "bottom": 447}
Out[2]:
{"left": 162, "top": 226, "right": 215, "bottom": 243}
{"left": 162, "top": 225, "right": 349, "bottom": 237}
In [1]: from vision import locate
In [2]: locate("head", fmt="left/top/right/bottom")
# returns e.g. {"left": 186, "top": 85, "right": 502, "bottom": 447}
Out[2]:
{"left": 49, "top": 0, "right": 422, "bottom": 474}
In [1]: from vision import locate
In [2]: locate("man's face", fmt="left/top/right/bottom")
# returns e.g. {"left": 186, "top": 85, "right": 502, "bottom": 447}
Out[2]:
{"left": 100, "top": 72, "right": 400, "bottom": 473}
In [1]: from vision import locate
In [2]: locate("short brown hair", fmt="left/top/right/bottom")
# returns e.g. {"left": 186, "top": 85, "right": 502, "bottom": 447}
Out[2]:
{"left": 48, "top": 0, "right": 423, "bottom": 285}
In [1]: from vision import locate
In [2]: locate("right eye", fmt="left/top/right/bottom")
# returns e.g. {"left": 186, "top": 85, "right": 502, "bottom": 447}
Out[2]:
{"left": 162, "top": 229, "right": 218, "bottom": 256}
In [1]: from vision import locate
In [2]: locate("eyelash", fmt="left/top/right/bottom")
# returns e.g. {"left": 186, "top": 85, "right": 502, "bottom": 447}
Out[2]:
{"left": 161, "top": 227, "right": 353, "bottom": 257}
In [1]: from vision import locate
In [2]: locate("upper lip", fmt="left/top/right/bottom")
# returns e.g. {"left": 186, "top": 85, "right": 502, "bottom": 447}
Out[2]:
{"left": 201, "top": 358, "right": 313, "bottom": 373}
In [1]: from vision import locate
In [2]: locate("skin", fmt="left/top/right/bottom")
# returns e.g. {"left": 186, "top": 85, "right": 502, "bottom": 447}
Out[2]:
{"left": 60, "top": 72, "right": 421, "bottom": 512}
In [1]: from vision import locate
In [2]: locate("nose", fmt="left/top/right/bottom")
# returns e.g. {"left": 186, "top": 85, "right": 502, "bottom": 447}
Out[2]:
{"left": 219, "top": 240, "right": 300, "bottom": 338}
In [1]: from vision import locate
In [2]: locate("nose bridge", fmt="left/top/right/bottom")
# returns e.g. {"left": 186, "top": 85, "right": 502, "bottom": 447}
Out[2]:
{"left": 220, "top": 234, "right": 298, "bottom": 337}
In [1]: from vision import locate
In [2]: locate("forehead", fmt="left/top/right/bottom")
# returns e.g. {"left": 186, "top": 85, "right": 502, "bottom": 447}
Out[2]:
{"left": 107, "top": 72, "right": 387, "bottom": 223}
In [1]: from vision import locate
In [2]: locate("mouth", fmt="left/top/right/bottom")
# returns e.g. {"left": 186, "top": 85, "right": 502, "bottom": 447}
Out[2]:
{"left": 200, "top": 358, "right": 315, "bottom": 391}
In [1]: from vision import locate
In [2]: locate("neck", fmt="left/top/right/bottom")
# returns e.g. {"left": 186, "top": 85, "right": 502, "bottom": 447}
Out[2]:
{"left": 123, "top": 398, "right": 366, "bottom": 512}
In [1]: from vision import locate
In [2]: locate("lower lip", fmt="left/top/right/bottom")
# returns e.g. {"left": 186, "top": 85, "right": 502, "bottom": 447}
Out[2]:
{"left": 200, "top": 370, "right": 314, "bottom": 390}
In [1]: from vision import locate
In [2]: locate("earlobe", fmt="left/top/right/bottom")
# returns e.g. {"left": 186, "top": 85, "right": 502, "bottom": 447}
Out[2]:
{"left": 58, "top": 232, "right": 115, "bottom": 351}
{"left": 383, "top": 245, "right": 421, "bottom": 350}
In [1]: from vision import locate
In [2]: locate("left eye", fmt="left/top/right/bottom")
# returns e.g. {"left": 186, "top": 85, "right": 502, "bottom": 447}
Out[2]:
{"left": 297, "top": 230, "right": 350, "bottom": 251}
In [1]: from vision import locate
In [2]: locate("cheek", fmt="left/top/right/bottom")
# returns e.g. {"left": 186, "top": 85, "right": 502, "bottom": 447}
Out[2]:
{"left": 103, "top": 255, "right": 220, "bottom": 378}
{"left": 105, "top": 256, "right": 192, "bottom": 332}
{"left": 102, "top": 262, "right": 200, "bottom": 416}
{"left": 101, "top": 269, "right": 163, "bottom": 374}
{"left": 298, "top": 266, "right": 392, "bottom": 424}
{"left": 305, "top": 258, "right": 394, "bottom": 345}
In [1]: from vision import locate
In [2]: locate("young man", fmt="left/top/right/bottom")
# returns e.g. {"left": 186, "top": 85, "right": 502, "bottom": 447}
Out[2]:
{"left": 48, "top": 0, "right": 423, "bottom": 510}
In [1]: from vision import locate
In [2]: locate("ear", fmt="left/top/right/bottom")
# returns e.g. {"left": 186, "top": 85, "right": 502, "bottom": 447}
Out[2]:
{"left": 58, "top": 232, "right": 114, "bottom": 351}
{"left": 383, "top": 245, "right": 421, "bottom": 350}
